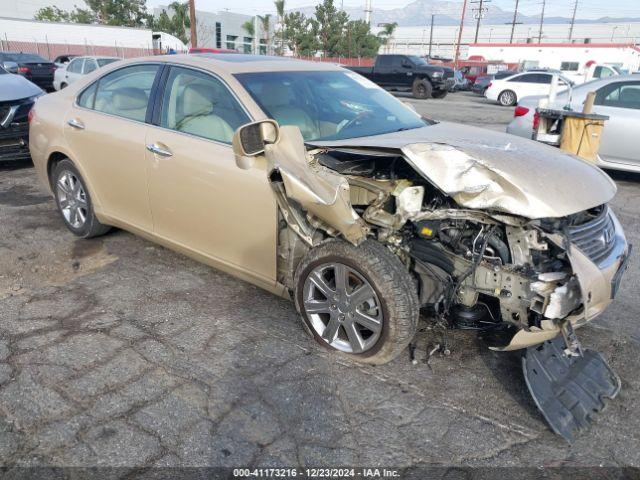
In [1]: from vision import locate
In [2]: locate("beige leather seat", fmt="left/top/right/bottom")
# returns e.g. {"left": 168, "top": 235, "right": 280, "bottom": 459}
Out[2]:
{"left": 260, "top": 83, "right": 318, "bottom": 140}
{"left": 99, "top": 87, "right": 148, "bottom": 122}
{"left": 176, "top": 83, "right": 234, "bottom": 142}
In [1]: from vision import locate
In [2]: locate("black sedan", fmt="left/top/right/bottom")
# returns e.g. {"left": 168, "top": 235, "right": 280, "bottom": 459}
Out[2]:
{"left": 0, "top": 65, "right": 42, "bottom": 162}
{"left": 0, "top": 52, "right": 55, "bottom": 91}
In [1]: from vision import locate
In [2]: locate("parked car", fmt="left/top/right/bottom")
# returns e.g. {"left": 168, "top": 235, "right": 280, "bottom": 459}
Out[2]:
{"left": 486, "top": 71, "right": 574, "bottom": 106}
{"left": 29, "top": 54, "right": 630, "bottom": 440}
{"left": 507, "top": 75, "right": 640, "bottom": 173}
{"left": 0, "top": 64, "right": 42, "bottom": 161}
{"left": 348, "top": 54, "right": 454, "bottom": 99}
{"left": 52, "top": 54, "right": 79, "bottom": 68}
{"left": 471, "top": 70, "right": 519, "bottom": 95}
{"left": 0, "top": 52, "right": 55, "bottom": 91}
{"left": 54, "top": 56, "right": 120, "bottom": 91}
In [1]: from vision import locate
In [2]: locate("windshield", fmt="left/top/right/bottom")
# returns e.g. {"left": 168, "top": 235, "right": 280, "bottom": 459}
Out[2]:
{"left": 97, "top": 58, "right": 119, "bottom": 67}
{"left": 406, "top": 55, "right": 429, "bottom": 66}
{"left": 235, "top": 70, "right": 427, "bottom": 141}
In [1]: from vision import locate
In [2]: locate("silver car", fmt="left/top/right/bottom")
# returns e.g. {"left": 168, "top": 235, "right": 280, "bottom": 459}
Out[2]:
{"left": 507, "top": 75, "right": 640, "bottom": 172}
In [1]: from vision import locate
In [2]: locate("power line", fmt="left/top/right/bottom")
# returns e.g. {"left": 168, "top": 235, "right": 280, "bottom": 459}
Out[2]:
{"left": 471, "top": 0, "right": 491, "bottom": 43}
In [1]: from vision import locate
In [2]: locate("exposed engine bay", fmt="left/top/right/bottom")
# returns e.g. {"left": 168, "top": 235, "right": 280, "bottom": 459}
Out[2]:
{"left": 251, "top": 124, "right": 631, "bottom": 441}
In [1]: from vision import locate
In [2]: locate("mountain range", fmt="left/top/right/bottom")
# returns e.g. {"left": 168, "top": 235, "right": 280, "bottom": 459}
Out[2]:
{"left": 292, "top": 0, "right": 640, "bottom": 27}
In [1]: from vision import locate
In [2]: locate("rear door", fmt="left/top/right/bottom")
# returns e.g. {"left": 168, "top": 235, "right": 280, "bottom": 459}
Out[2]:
{"left": 64, "top": 63, "right": 161, "bottom": 231}
{"left": 65, "top": 58, "right": 84, "bottom": 85}
{"left": 592, "top": 80, "right": 640, "bottom": 166}
{"left": 145, "top": 65, "right": 278, "bottom": 285}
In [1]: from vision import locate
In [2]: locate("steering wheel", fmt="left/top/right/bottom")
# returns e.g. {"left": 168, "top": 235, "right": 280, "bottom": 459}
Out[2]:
{"left": 338, "top": 110, "right": 375, "bottom": 132}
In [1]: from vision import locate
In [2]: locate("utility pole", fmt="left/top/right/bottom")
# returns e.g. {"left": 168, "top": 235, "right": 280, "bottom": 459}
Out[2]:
{"left": 538, "top": 0, "right": 546, "bottom": 44}
{"left": 364, "top": 0, "right": 372, "bottom": 25}
{"left": 509, "top": 0, "right": 520, "bottom": 43}
{"left": 471, "top": 0, "right": 490, "bottom": 44}
{"left": 568, "top": 0, "right": 578, "bottom": 42}
{"left": 428, "top": 14, "right": 435, "bottom": 58}
{"left": 188, "top": 0, "right": 197, "bottom": 48}
{"left": 454, "top": 0, "right": 468, "bottom": 68}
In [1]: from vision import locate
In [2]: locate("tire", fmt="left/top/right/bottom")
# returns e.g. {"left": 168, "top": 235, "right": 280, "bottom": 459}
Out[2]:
{"left": 412, "top": 78, "right": 432, "bottom": 99}
{"left": 52, "top": 158, "right": 111, "bottom": 238}
{"left": 431, "top": 89, "right": 448, "bottom": 99}
{"left": 294, "top": 239, "right": 420, "bottom": 365}
{"left": 498, "top": 89, "right": 517, "bottom": 106}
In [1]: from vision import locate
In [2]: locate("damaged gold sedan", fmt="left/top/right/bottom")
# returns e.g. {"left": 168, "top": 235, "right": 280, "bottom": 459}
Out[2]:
{"left": 29, "top": 54, "right": 631, "bottom": 441}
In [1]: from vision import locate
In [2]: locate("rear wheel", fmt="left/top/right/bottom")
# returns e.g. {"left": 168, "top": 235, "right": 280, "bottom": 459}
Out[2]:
{"left": 294, "top": 240, "right": 420, "bottom": 365}
{"left": 52, "top": 159, "right": 111, "bottom": 238}
{"left": 412, "top": 78, "right": 432, "bottom": 99}
{"left": 498, "top": 89, "right": 517, "bottom": 106}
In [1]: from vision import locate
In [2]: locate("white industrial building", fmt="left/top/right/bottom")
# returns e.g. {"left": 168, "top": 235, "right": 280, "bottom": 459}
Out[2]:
{"left": 467, "top": 43, "right": 640, "bottom": 73}
{"left": 0, "top": 16, "right": 186, "bottom": 58}
{"left": 373, "top": 22, "right": 640, "bottom": 59}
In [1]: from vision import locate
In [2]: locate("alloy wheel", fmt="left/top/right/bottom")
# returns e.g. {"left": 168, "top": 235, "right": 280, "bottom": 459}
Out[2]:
{"left": 302, "top": 262, "right": 383, "bottom": 354}
{"left": 56, "top": 171, "right": 88, "bottom": 229}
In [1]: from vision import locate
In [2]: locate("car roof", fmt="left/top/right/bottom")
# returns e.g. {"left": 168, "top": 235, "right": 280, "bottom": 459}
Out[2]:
{"left": 113, "top": 53, "right": 342, "bottom": 74}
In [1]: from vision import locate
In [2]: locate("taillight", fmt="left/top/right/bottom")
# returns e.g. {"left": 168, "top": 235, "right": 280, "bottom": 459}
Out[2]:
{"left": 17, "top": 66, "right": 30, "bottom": 74}
{"left": 28, "top": 108, "right": 35, "bottom": 124}
{"left": 514, "top": 106, "right": 530, "bottom": 117}
{"left": 487, "top": 82, "right": 492, "bottom": 89}
{"left": 533, "top": 111, "right": 540, "bottom": 131}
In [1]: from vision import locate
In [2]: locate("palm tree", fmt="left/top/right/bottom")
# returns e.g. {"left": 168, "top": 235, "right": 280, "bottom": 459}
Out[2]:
{"left": 242, "top": 19, "right": 255, "bottom": 53}
{"left": 274, "top": 0, "right": 286, "bottom": 55}
{"left": 377, "top": 22, "right": 397, "bottom": 53}
{"left": 169, "top": 1, "right": 190, "bottom": 35}
{"left": 258, "top": 14, "right": 272, "bottom": 55}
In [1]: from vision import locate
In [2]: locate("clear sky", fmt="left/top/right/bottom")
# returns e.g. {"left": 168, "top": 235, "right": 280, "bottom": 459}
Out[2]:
{"left": 145, "top": 0, "right": 640, "bottom": 20}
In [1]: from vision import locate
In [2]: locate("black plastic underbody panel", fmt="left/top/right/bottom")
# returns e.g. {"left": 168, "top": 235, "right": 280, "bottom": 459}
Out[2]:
{"left": 523, "top": 336, "right": 621, "bottom": 442}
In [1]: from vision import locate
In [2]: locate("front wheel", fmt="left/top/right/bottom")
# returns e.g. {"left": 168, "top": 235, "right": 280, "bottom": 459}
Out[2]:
{"left": 294, "top": 240, "right": 420, "bottom": 365}
{"left": 52, "top": 159, "right": 111, "bottom": 238}
{"left": 498, "top": 89, "right": 517, "bottom": 106}
{"left": 412, "top": 78, "right": 432, "bottom": 99}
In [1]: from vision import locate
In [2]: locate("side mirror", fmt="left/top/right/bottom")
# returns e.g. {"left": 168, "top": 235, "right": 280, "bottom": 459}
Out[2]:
{"left": 2, "top": 61, "right": 18, "bottom": 74}
{"left": 232, "top": 119, "right": 280, "bottom": 170}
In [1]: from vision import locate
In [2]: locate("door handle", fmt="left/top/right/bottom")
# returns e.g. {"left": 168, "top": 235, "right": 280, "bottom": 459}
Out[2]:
{"left": 146, "top": 143, "right": 172, "bottom": 157}
{"left": 67, "top": 118, "right": 84, "bottom": 130}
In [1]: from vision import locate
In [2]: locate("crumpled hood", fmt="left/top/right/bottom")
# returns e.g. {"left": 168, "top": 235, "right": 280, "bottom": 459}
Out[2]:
{"left": 0, "top": 74, "right": 42, "bottom": 102}
{"left": 310, "top": 122, "right": 617, "bottom": 219}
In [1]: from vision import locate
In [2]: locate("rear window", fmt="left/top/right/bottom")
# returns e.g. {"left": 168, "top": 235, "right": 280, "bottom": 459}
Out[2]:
{"left": 1, "top": 53, "right": 49, "bottom": 63}
{"left": 97, "top": 58, "right": 119, "bottom": 67}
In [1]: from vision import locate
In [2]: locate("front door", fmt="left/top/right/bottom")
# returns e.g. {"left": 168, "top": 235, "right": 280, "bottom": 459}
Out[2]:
{"left": 146, "top": 65, "right": 278, "bottom": 286}
{"left": 63, "top": 63, "right": 160, "bottom": 231}
{"left": 593, "top": 80, "right": 640, "bottom": 167}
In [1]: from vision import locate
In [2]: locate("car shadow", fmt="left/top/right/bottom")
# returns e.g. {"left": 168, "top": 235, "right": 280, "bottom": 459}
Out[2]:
{"left": 0, "top": 158, "right": 33, "bottom": 172}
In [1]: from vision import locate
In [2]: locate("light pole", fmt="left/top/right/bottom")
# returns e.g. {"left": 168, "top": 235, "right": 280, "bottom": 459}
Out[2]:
{"left": 611, "top": 26, "right": 619, "bottom": 42}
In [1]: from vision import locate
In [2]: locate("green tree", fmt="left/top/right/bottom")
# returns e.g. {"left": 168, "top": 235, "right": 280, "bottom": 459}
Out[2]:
{"left": 377, "top": 22, "right": 397, "bottom": 53}
{"left": 339, "top": 20, "right": 380, "bottom": 57}
{"left": 147, "top": 2, "right": 190, "bottom": 44}
{"left": 35, "top": 0, "right": 149, "bottom": 27}
{"left": 314, "top": 0, "right": 348, "bottom": 57}
{"left": 258, "top": 14, "right": 272, "bottom": 55}
{"left": 242, "top": 20, "right": 255, "bottom": 53}
{"left": 274, "top": 0, "right": 286, "bottom": 55}
{"left": 283, "top": 11, "right": 318, "bottom": 57}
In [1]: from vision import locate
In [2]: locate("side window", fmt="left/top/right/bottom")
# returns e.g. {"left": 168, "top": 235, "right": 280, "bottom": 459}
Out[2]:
{"left": 534, "top": 74, "right": 552, "bottom": 84}
{"left": 83, "top": 60, "right": 97, "bottom": 74}
{"left": 93, "top": 64, "right": 159, "bottom": 122}
{"left": 67, "top": 58, "right": 83, "bottom": 74}
{"left": 77, "top": 82, "right": 98, "bottom": 108}
{"left": 377, "top": 56, "right": 392, "bottom": 68}
{"left": 509, "top": 74, "right": 530, "bottom": 83}
{"left": 596, "top": 82, "right": 640, "bottom": 109}
{"left": 160, "top": 67, "right": 250, "bottom": 144}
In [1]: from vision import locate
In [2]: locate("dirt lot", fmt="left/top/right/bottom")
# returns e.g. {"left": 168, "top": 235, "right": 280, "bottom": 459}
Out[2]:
{"left": 0, "top": 92, "right": 639, "bottom": 472}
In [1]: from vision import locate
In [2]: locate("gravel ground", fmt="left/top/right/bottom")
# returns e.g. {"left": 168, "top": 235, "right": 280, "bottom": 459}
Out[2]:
{"left": 0, "top": 92, "right": 638, "bottom": 472}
